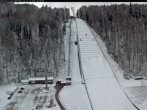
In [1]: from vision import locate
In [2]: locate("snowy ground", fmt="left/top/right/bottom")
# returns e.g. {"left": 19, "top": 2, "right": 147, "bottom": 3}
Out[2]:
{"left": 59, "top": 84, "right": 92, "bottom": 110}
{"left": 76, "top": 18, "right": 137, "bottom": 110}
{"left": 59, "top": 19, "right": 92, "bottom": 110}
{"left": 88, "top": 21, "right": 147, "bottom": 110}
{"left": 0, "top": 84, "right": 15, "bottom": 110}
{"left": 59, "top": 18, "right": 142, "bottom": 110}
{"left": 0, "top": 21, "right": 71, "bottom": 110}
{"left": 0, "top": 84, "right": 60, "bottom": 110}
{"left": 1, "top": 18, "right": 147, "bottom": 110}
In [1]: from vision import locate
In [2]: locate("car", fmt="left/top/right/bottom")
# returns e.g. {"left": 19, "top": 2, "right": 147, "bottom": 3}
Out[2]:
{"left": 134, "top": 76, "right": 144, "bottom": 80}
{"left": 20, "top": 87, "right": 24, "bottom": 90}
{"left": 18, "top": 91, "right": 23, "bottom": 93}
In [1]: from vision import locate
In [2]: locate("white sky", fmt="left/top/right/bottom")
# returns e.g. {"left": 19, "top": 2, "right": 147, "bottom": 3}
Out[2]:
{"left": 15, "top": 2, "right": 147, "bottom": 16}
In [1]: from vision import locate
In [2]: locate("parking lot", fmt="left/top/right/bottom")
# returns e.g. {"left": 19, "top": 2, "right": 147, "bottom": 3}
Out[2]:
{"left": 4, "top": 84, "right": 60, "bottom": 110}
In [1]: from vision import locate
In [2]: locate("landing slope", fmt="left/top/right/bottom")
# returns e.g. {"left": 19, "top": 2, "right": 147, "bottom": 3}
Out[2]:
{"left": 76, "top": 18, "right": 137, "bottom": 110}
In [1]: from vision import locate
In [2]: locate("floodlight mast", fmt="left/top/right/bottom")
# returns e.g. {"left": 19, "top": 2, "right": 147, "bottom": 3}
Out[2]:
{"left": 63, "top": 6, "right": 66, "bottom": 62}
{"left": 45, "top": 39, "right": 49, "bottom": 91}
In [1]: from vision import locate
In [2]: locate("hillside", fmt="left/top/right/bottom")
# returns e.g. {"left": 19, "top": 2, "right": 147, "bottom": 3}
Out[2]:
{"left": 77, "top": 3, "right": 147, "bottom": 79}
{"left": 0, "top": 2, "right": 70, "bottom": 84}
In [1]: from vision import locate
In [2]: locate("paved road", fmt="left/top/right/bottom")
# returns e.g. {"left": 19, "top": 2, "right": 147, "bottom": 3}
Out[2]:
{"left": 54, "top": 85, "right": 65, "bottom": 110}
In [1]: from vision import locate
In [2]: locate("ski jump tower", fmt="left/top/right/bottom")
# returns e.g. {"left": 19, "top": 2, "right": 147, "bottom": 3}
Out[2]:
{"left": 71, "top": 7, "right": 75, "bottom": 17}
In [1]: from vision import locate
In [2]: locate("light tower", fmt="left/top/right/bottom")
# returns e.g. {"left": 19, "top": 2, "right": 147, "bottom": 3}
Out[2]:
{"left": 45, "top": 39, "right": 49, "bottom": 91}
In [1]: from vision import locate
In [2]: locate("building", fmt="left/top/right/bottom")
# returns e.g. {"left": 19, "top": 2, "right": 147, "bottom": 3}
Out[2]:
{"left": 29, "top": 77, "right": 54, "bottom": 84}
{"left": 21, "top": 79, "right": 29, "bottom": 85}
{"left": 65, "top": 81, "right": 71, "bottom": 85}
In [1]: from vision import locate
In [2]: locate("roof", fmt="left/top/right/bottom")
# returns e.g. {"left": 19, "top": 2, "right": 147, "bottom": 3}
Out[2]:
{"left": 66, "top": 76, "right": 71, "bottom": 78}
{"left": 21, "top": 79, "right": 29, "bottom": 83}
{"left": 66, "top": 81, "right": 71, "bottom": 83}
{"left": 57, "top": 78, "right": 65, "bottom": 81}
{"left": 29, "top": 77, "right": 53, "bottom": 81}
{"left": 61, "top": 81, "right": 66, "bottom": 84}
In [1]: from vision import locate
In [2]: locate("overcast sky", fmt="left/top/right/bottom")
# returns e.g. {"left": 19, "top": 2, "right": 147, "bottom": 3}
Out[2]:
{"left": 15, "top": 2, "right": 147, "bottom": 16}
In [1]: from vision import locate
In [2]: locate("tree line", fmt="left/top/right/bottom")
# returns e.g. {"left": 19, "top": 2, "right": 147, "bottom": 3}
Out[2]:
{"left": 77, "top": 3, "right": 147, "bottom": 78}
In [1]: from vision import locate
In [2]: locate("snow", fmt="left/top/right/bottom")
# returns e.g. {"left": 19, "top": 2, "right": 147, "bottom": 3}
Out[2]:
{"left": 21, "top": 79, "right": 29, "bottom": 83}
{"left": 0, "top": 83, "right": 61, "bottom": 110}
{"left": 139, "top": 100, "right": 147, "bottom": 110}
{"left": 87, "top": 24, "right": 146, "bottom": 88}
{"left": 1, "top": 18, "right": 147, "bottom": 110}
{"left": 29, "top": 77, "right": 53, "bottom": 81}
{"left": 75, "top": 18, "right": 137, "bottom": 110}
{"left": 6, "top": 86, "right": 18, "bottom": 96}
{"left": 70, "top": 19, "right": 82, "bottom": 84}
{"left": 56, "top": 78, "right": 64, "bottom": 81}
{"left": 88, "top": 20, "right": 147, "bottom": 110}
{"left": 1, "top": 84, "right": 61, "bottom": 110}
{"left": 59, "top": 84, "right": 92, "bottom": 110}
{"left": 86, "top": 78, "right": 137, "bottom": 110}
{"left": 0, "top": 84, "right": 16, "bottom": 110}
{"left": 7, "top": 86, "right": 18, "bottom": 92}
{"left": 59, "top": 19, "right": 92, "bottom": 110}
{"left": 59, "top": 18, "right": 139, "bottom": 110}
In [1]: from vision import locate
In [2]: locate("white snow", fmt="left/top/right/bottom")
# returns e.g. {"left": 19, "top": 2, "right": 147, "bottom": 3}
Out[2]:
{"left": 21, "top": 79, "right": 29, "bottom": 83}
{"left": 0, "top": 84, "right": 16, "bottom": 110}
{"left": 1, "top": 18, "right": 147, "bottom": 110}
{"left": 59, "top": 84, "right": 92, "bottom": 110}
{"left": 59, "top": 18, "right": 139, "bottom": 110}
{"left": 75, "top": 18, "right": 137, "bottom": 110}
{"left": 88, "top": 21, "right": 147, "bottom": 110}
{"left": 59, "top": 19, "right": 92, "bottom": 110}
{"left": 139, "top": 99, "right": 147, "bottom": 110}
{"left": 6, "top": 85, "right": 18, "bottom": 94}
{"left": 29, "top": 77, "right": 53, "bottom": 81}
{"left": 0, "top": 84, "right": 61, "bottom": 110}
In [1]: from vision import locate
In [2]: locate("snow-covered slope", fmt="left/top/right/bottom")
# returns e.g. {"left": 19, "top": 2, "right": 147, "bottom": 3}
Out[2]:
{"left": 59, "top": 19, "right": 92, "bottom": 110}
{"left": 88, "top": 20, "right": 147, "bottom": 110}
{"left": 76, "top": 18, "right": 137, "bottom": 110}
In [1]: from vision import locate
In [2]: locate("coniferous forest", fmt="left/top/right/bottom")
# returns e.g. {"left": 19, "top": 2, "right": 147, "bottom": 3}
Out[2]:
{"left": 0, "top": 2, "right": 69, "bottom": 84}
